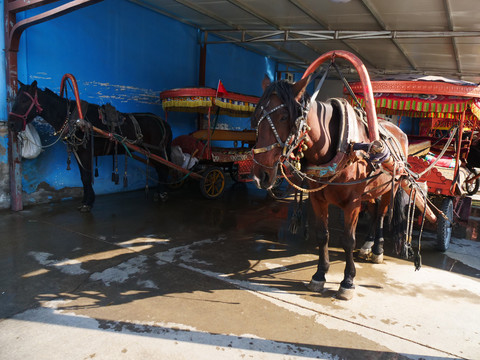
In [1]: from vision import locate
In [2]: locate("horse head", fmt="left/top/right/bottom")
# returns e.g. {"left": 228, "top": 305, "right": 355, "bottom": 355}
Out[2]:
{"left": 8, "top": 80, "right": 43, "bottom": 132}
{"left": 251, "top": 76, "right": 310, "bottom": 189}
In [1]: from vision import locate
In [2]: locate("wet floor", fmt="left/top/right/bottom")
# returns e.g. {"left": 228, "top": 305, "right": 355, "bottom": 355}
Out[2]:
{"left": 0, "top": 179, "right": 479, "bottom": 359}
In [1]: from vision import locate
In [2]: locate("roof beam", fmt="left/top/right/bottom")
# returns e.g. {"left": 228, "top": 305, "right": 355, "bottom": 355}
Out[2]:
{"left": 204, "top": 30, "right": 480, "bottom": 43}
{"left": 7, "top": 0, "right": 104, "bottom": 52}
{"left": 288, "top": 0, "right": 377, "bottom": 70}
{"left": 226, "top": 0, "right": 318, "bottom": 66}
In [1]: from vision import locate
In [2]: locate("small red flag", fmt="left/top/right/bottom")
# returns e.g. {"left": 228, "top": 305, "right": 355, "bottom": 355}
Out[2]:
{"left": 216, "top": 80, "right": 228, "bottom": 96}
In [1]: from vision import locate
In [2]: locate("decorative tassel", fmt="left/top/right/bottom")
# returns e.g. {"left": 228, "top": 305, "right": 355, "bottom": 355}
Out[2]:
{"left": 414, "top": 253, "right": 422, "bottom": 271}
{"left": 123, "top": 155, "right": 128, "bottom": 188}
{"left": 289, "top": 190, "right": 304, "bottom": 235}
{"left": 66, "top": 149, "right": 71, "bottom": 171}
{"left": 112, "top": 143, "right": 119, "bottom": 184}
{"left": 94, "top": 156, "right": 99, "bottom": 177}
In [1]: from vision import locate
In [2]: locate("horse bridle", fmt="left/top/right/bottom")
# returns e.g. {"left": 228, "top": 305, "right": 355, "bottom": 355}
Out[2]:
{"left": 252, "top": 99, "right": 310, "bottom": 169}
{"left": 9, "top": 90, "right": 43, "bottom": 131}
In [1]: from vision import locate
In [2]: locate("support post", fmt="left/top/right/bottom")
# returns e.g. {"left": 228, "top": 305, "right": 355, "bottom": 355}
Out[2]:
{"left": 5, "top": 1, "right": 22, "bottom": 211}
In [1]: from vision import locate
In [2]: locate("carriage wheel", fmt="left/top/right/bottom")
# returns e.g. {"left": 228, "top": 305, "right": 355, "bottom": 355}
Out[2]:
{"left": 437, "top": 197, "right": 453, "bottom": 252}
{"left": 464, "top": 166, "right": 480, "bottom": 195}
{"left": 200, "top": 167, "right": 226, "bottom": 199}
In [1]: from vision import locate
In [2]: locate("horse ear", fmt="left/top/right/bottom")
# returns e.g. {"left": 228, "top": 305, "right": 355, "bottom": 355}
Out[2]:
{"left": 31, "top": 80, "right": 38, "bottom": 89}
{"left": 261, "top": 74, "right": 271, "bottom": 92}
{"left": 293, "top": 76, "right": 311, "bottom": 102}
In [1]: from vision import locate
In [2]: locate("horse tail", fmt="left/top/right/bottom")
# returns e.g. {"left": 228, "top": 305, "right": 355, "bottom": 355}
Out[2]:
{"left": 391, "top": 187, "right": 409, "bottom": 258}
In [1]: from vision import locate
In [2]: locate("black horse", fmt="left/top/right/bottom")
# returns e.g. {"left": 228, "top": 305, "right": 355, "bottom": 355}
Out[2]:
{"left": 8, "top": 80, "right": 172, "bottom": 212}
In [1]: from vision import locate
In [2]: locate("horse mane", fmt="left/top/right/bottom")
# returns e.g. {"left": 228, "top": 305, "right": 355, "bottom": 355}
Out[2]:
{"left": 43, "top": 87, "right": 58, "bottom": 98}
{"left": 251, "top": 79, "right": 310, "bottom": 128}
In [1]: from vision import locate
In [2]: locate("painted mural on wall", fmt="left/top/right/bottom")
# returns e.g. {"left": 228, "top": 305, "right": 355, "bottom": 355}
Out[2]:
{"left": 1, "top": 0, "right": 276, "bottom": 209}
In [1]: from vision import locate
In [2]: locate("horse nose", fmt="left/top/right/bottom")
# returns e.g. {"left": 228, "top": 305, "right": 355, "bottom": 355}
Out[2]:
{"left": 261, "top": 171, "right": 271, "bottom": 188}
{"left": 252, "top": 168, "right": 270, "bottom": 190}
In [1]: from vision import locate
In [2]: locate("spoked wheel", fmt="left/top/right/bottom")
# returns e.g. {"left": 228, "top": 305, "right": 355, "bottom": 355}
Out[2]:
{"left": 437, "top": 197, "right": 453, "bottom": 252}
{"left": 464, "top": 166, "right": 480, "bottom": 195}
{"left": 268, "top": 176, "right": 294, "bottom": 199}
{"left": 200, "top": 167, "right": 226, "bottom": 199}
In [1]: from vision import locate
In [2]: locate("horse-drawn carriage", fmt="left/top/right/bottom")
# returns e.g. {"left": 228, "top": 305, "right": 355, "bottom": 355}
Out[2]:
{"left": 348, "top": 77, "right": 480, "bottom": 251}
{"left": 10, "top": 52, "right": 477, "bottom": 300}
{"left": 250, "top": 50, "right": 480, "bottom": 299}
{"left": 159, "top": 87, "right": 259, "bottom": 199}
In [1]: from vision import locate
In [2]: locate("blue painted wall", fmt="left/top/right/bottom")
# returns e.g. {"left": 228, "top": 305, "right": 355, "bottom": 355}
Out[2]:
{"left": 7, "top": 0, "right": 276, "bottom": 206}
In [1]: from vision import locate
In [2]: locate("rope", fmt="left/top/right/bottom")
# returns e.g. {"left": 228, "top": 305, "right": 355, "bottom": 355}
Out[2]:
{"left": 279, "top": 162, "right": 341, "bottom": 193}
{"left": 416, "top": 126, "right": 457, "bottom": 177}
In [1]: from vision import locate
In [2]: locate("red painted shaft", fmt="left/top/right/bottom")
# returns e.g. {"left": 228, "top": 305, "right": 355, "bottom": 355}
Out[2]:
{"left": 60, "top": 74, "right": 84, "bottom": 119}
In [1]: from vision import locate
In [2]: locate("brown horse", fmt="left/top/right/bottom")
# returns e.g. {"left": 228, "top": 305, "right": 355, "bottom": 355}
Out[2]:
{"left": 251, "top": 77, "right": 409, "bottom": 300}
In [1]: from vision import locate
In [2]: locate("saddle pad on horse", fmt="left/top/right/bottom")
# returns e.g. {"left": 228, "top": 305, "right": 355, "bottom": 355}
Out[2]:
{"left": 305, "top": 98, "right": 366, "bottom": 178}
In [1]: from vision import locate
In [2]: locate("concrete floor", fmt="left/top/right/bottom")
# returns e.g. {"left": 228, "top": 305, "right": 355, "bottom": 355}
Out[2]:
{"left": 1, "top": 180, "right": 479, "bottom": 360}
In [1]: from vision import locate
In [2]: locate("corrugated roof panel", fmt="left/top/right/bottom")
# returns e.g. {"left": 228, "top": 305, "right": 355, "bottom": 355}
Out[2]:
{"left": 297, "top": 0, "right": 380, "bottom": 30}
{"left": 368, "top": 0, "right": 448, "bottom": 31}
{"left": 136, "top": 0, "right": 480, "bottom": 82}
{"left": 399, "top": 38, "right": 457, "bottom": 70}
{"left": 344, "top": 39, "right": 413, "bottom": 72}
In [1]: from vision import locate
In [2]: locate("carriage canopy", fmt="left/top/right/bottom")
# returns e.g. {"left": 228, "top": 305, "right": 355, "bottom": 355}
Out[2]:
{"left": 347, "top": 76, "right": 480, "bottom": 129}
{"left": 160, "top": 87, "right": 259, "bottom": 118}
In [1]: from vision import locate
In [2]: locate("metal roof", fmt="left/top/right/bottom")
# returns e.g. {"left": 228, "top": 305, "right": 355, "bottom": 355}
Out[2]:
{"left": 131, "top": 0, "right": 480, "bottom": 83}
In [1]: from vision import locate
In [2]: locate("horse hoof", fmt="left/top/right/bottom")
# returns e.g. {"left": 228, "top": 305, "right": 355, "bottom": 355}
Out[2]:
{"left": 358, "top": 240, "right": 374, "bottom": 260}
{"left": 78, "top": 205, "right": 91, "bottom": 213}
{"left": 336, "top": 286, "right": 355, "bottom": 300}
{"left": 306, "top": 279, "right": 325, "bottom": 293}
{"left": 154, "top": 192, "right": 168, "bottom": 202}
{"left": 371, "top": 252, "right": 384, "bottom": 264}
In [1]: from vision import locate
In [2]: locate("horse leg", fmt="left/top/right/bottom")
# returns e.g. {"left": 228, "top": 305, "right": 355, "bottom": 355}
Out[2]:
{"left": 306, "top": 198, "right": 329, "bottom": 292}
{"left": 358, "top": 200, "right": 378, "bottom": 259}
{"left": 370, "top": 192, "right": 392, "bottom": 264}
{"left": 76, "top": 152, "right": 95, "bottom": 212}
{"left": 153, "top": 164, "right": 169, "bottom": 202}
{"left": 337, "top": 205, "right": 361, "bottom": 300}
